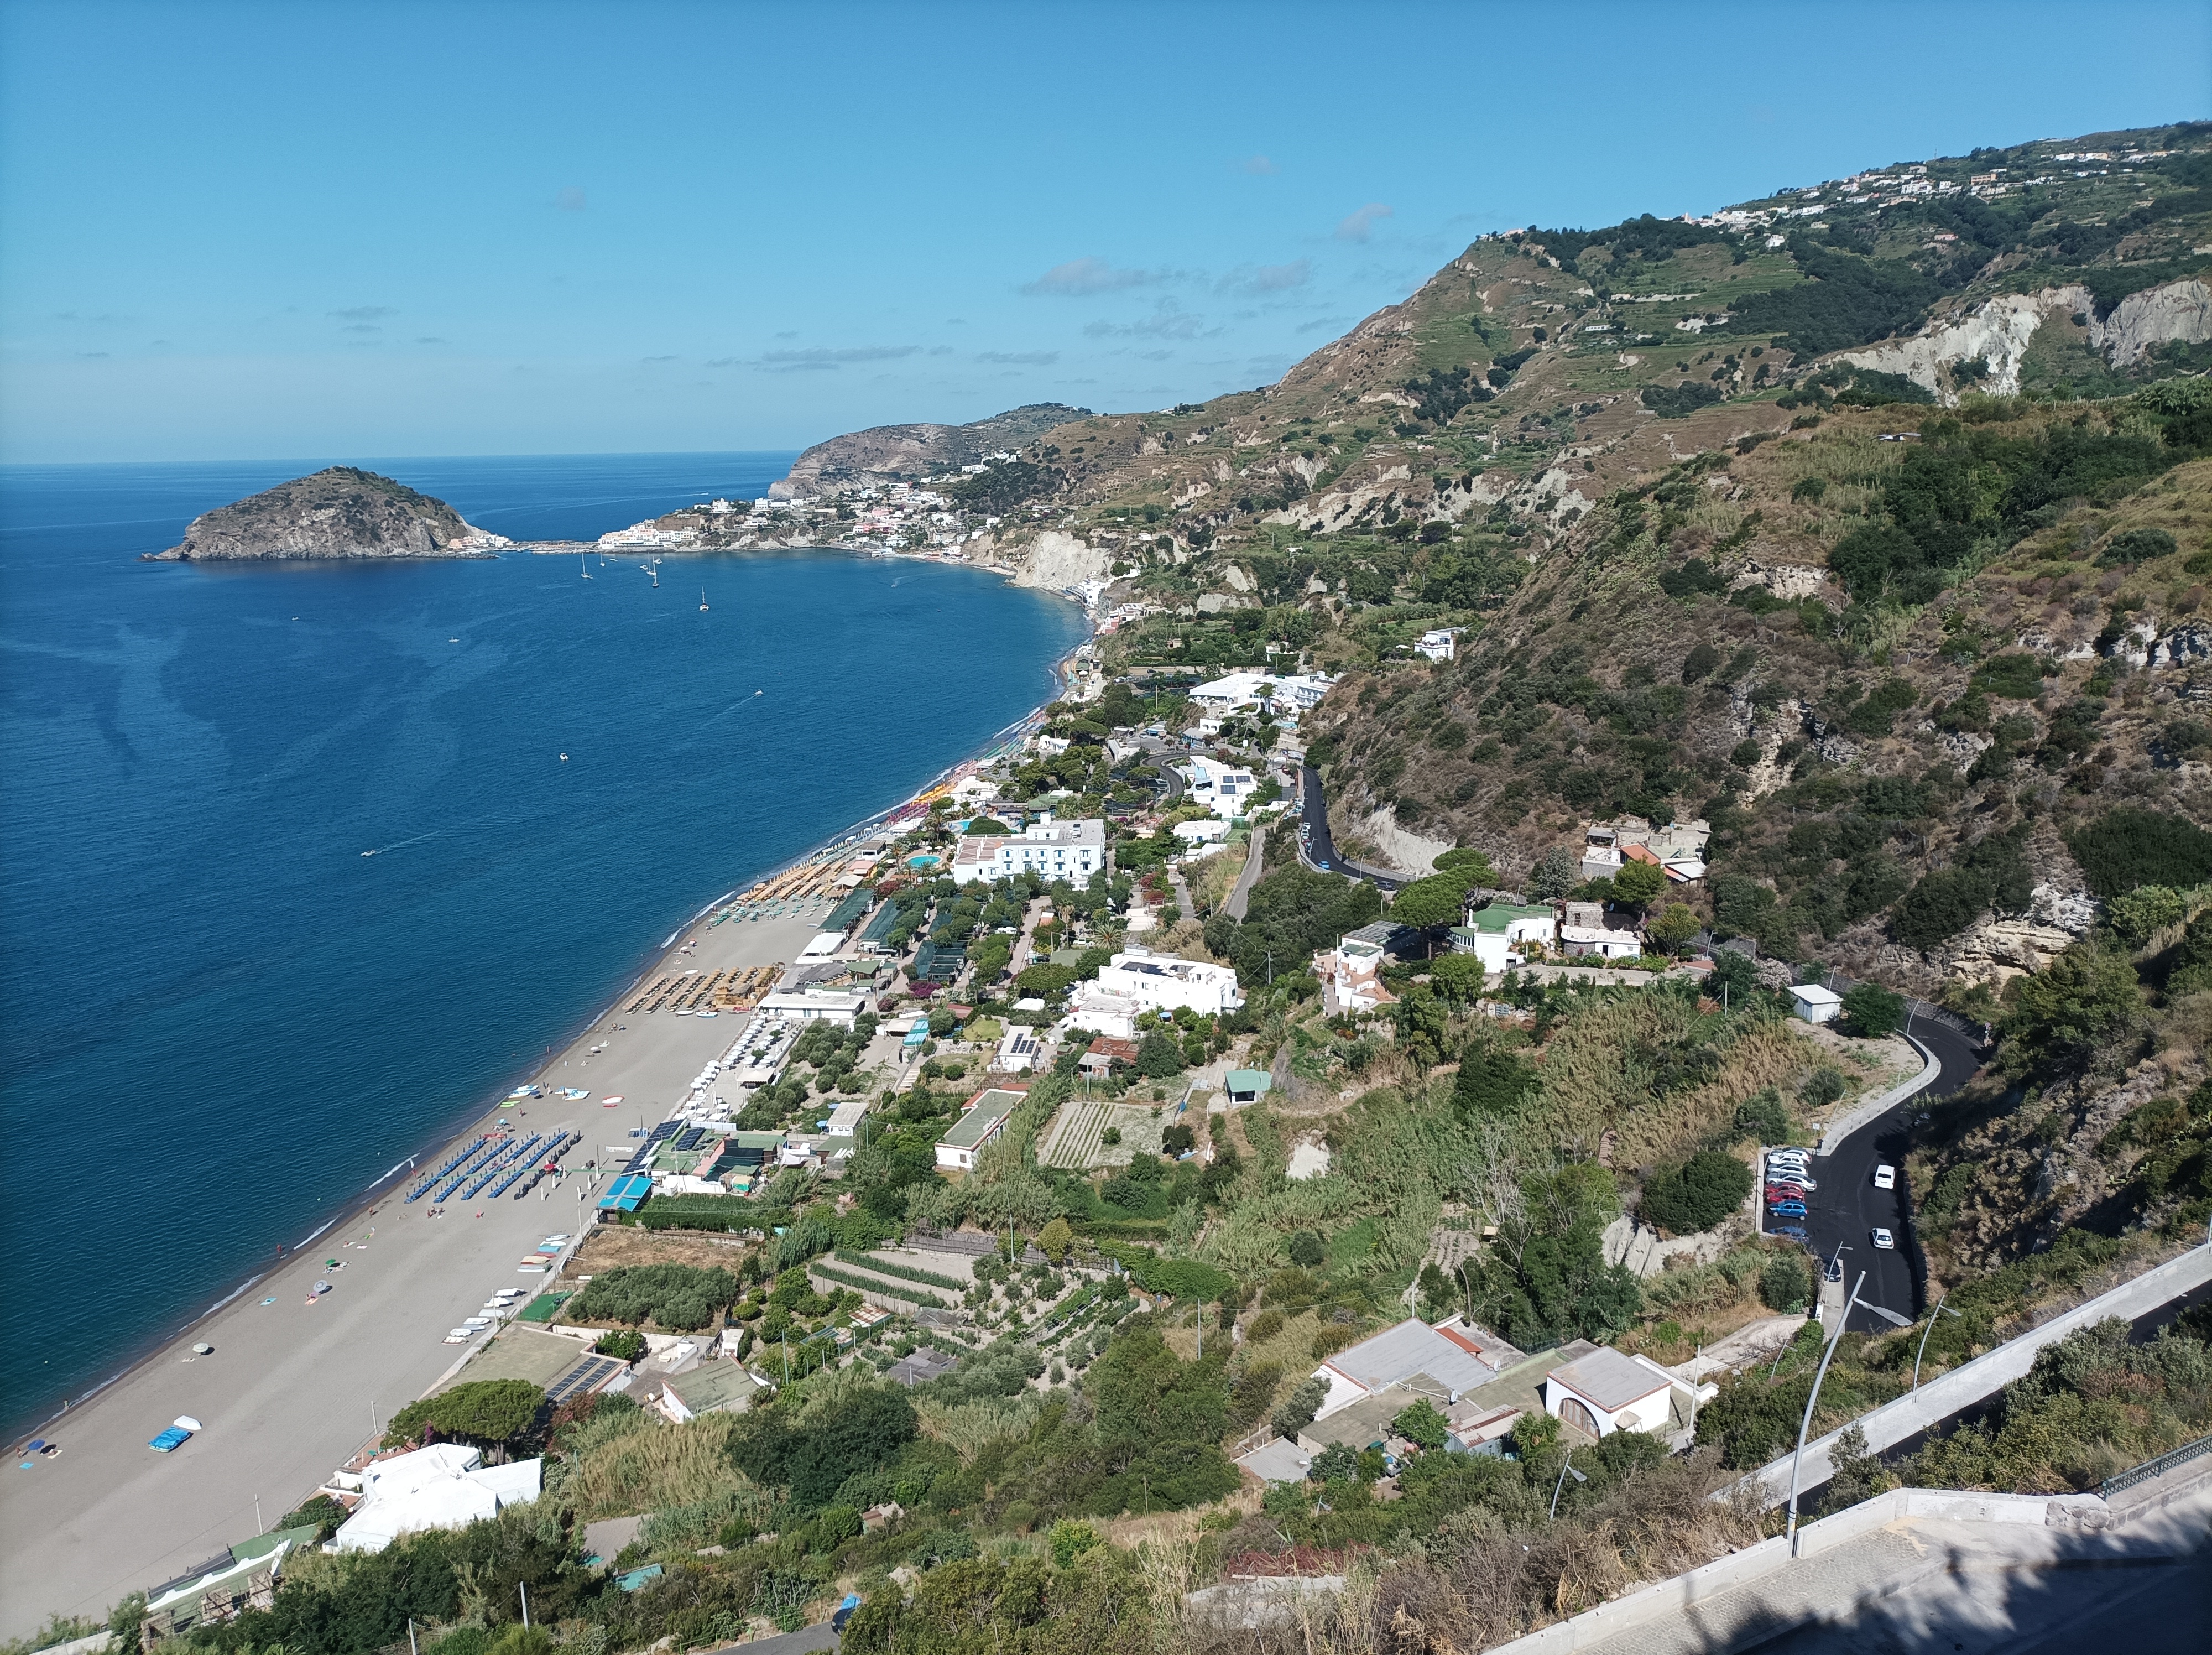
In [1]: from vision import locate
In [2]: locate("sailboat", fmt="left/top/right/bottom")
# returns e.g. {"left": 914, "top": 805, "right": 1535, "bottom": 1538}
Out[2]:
{"left": 580, "top": 553, "right": 591, "bottom": 580}
{"left": 700, "top": 588, "right": 709, "bottom": 612}
{"left": 650, "top": 562, "right": 660, "bottom": 589}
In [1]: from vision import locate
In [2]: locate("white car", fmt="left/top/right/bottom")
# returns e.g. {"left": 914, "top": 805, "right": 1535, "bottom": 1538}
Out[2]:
{"left": 1873, "top": 1164, "right": 1896, "bottom": 1190}
{"left": 1871, "top": 1227, "right": 1896, "bottom": 1250}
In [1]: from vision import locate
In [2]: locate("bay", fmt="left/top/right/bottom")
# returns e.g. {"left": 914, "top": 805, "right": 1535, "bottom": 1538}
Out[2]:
{"left": 0, "top": 454, "right": 1086, "bottom": 1429}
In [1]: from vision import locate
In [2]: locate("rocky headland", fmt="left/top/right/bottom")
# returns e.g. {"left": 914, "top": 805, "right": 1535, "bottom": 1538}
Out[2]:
{"left": 765, "top": 403, "right": 1089, "bottom": 499}
{"left": 149, "top": 467, "right": 496, "bottom": 561}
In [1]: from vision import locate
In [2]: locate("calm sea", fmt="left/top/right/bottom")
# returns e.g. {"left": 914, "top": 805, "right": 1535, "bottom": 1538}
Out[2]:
{"left": 0, "top": 454, "right": 1087, "bottom": 1429}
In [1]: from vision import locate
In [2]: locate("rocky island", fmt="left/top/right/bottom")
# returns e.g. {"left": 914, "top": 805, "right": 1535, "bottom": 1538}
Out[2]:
{"left": 148, "top": 466, "right": 495, "bottom": 561}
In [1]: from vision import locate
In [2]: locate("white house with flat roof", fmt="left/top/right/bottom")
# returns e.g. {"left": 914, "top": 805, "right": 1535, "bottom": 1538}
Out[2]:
{"left": 1789, "top": 982, "right": 1844, "bottom": 1024}
{"left": 950, "top": 818, "right": 1106, "bottom": 886}
{"left": 1541, "top": 1345, "right": 1693, "bottom": 1438}
{"left": 1451, "top": 903, "right": 1557, "bottom": 971}
{"left": 1415, "top": 627, "right": 1461, "bottom": 662}
{"left": 1307, "top": 1316, "right": 1524, "bottom": 1419}
{"left": 754, "top": 990, "right": 867, "bottom": 1027}
{"left": 935, "top": 1086, "right": 1026, "bottom": 1170}
{"left": 1094, "top": 948, "right": 1244, "bottom": 1016}
{"left": 1188, "top": 670, "right": 1335, "bottom": 721}
{"left": 1178, "top": 756, "right": 1259, "bottom": 819}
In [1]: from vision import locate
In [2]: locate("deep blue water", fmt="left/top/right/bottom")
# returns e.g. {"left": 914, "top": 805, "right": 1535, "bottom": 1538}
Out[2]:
{"left": 0, "top": 454, "right": 1086, "bottom": 1429}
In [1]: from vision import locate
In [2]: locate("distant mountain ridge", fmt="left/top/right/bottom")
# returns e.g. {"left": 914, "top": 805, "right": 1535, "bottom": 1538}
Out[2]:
{"left": 766, "top": 402, "right": 1091, "bottom": 499}
{"left": 150, "top": 467, "right": 486, "bottom": 561}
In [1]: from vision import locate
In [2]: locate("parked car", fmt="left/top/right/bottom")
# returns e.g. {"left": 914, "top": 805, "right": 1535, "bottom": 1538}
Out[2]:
{"left": 1767, "top": 1185, "right": 1808, "bottom": 1203}
{"left": 1873, "top": 1164, "right": 1896, "bottom": 1190}
{"left": 1769, "top": 1201, "right": 1808, "bottom": 1219}
{"left": 1769, "top": 1223, "right": 1808, "bottom": 1240}
{"left": 1871, "top": 1227, "right": 1896, "bottom": 1250}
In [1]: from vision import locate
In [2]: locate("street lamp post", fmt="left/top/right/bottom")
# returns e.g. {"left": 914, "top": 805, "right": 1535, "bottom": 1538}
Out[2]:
{"left": 1548, "top": 1446, "right": 1586, "bottom": 1521}
{"left": 1786, "top": 1271, "right": 1865, "bottom": 1554}
{"left": 1912, "top": 1293, "right": 1963, "bottom": 1392}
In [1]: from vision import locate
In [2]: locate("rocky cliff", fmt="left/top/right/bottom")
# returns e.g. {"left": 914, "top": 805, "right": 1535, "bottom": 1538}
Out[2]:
{"left": 767, "top": 403, "right": 1090, "bottom": 499}
{"left": 150, "top": 467, "right": 486, "bottom": 561}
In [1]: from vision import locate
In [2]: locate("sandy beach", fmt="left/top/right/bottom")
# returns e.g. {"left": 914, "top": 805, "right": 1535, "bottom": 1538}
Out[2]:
{"left": 0, "top": 904, "right": 827, "bottom": 1638}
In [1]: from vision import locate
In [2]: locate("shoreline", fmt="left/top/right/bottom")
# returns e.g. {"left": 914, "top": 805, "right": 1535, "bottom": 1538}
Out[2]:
{"left": 5, "top": 575, "right": 1092, "bottom": 1453}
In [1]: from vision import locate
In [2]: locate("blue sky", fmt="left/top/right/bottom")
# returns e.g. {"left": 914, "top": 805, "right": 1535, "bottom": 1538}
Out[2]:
{"left": 2, "top": 0, "right": 2205, "bottom": 463}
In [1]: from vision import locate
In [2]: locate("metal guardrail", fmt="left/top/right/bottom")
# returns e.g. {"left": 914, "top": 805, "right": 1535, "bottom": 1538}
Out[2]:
{"left": 2101, "top": 1432, "right": 2212, "bottom": 1498}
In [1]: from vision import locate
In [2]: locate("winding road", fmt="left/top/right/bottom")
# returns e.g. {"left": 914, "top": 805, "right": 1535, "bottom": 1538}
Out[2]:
{"left": 1804, "top": 1008, "right": 1986, "bottom": 1333}
{"left": 1297, "top": 764, "right": 1404, "bottom": 890}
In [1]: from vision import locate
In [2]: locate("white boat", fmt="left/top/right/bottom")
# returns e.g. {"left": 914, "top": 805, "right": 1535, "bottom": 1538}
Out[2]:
{"left": 700, "top": 588, "right": 709, "bottom": 612}
{"left": 580, "top": 554, "right": 591, "bottom": 580}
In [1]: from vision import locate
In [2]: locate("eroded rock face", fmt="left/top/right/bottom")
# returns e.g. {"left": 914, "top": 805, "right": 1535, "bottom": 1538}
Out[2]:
{"left": 152, "top": 467, "right": 481, "bottom": 560}
{"left": 1945, "top": 917, "right": 2078, "bottom": 986}
{"left": 1009, "top": 529, "right": 1110, "bottom": 591}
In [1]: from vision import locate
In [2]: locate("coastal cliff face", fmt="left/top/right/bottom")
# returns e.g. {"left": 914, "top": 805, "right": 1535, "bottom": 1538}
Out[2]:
{"left": 150, "top": 467, "right": 486, "bottom": 561}
{"left": 767, "top": 403, "right": 1090, "bottom": 499}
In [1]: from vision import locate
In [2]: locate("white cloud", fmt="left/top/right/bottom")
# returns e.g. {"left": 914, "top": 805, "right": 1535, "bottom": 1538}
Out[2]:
{"left": 1085, "top": 299, "right": 1212, "bottom": 341}
{"left": 1218, "top": 259, "right": 1311, "bottom": 296}
{"left": 330, "top": 305, "right": 397, "bottom": 322}
{"left": 753, "top": 345, "right": 922, "bottom": 372}
{"left": 1021, "top": 256, "right": 1160, "bottom": 296}
{"left": 1334, "top": 203, "right": 1394, "bottom": 242}
{"left": 977, "top": 350, "right": 1060, "bottom": 365}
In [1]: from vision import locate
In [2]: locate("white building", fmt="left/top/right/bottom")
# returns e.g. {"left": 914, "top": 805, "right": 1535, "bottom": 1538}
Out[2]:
{"left": 1451, "top": 903, "right": 1558, "bottom": 971}
{"left": 1788, "top": 983, "right": 1843, "bottom": 1024}
{"left": 935, "top": 1086, "right": 1025, "bottom": 1170}
{"left": 1313, "top": 922, "right": 1401, "bottom": 1018}
{"left": 1540, "top": 1346, "right": 1697, "bottom": 1438}
{"left": 1307, "top": 1316, "right": 1522, "bottom": 1419}
{"left": 1187, "top": 670, "right": 1335, "bottom": 721}
{"left": 1178, "top": 756, "right": 1258, "bottom": 819}
{"left": 1561, "top": 924, "right": 1643, "bottom": 960}
{"left": 754, "top": 990, "right": 868, "bottom": 1027}
{"left": 1094, "top": 948, "right": 1244, "bottom": 1017}
{"left": 995, "top": 1024, "right": 1042, "bottom": 1073}
{"left": 1415, "top": 627, "right": 1462, "bottom": 662}
{"left": 1061, "top": 983, "right": 1143, "bottom": 1040}
{"left": 330, "top": 1443, "right": 542, "bottom": 1553}
{"left": 1172, "top": 818, "right": 1232, "bottom": 845}
{"left": 949, "top": 818, "right": 1107, "bottom": 886}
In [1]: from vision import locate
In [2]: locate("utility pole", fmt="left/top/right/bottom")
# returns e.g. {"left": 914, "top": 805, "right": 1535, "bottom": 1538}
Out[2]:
{"left": 518, "top": 1583, "right": 529, "bottom": 1628}
{"left": 1786, "top": 1271, "right": 1865, "bottom": 1554}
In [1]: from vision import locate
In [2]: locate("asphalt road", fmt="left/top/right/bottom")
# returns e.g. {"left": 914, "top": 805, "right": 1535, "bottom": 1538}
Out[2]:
{"left": 1297, "top": 765, "right": 1402, "bottom": 890}
{"left": 1803, "top": 1009, "right": 1986, "bottom": 1334}
{"left": 1223, "top": 825, "right": 1266, "bottom": 920}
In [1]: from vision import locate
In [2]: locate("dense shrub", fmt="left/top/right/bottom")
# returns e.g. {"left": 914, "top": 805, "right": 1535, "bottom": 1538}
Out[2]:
{"left": 2067, "top": 807, "right": 2212, "bottom": 899}
{"left": 1759, "top": 1253, "right": 1812, "bottom": 1313}
{"left": 382, "top": 1380, "right": 546, "bottom": 1453}
{"left": 732, "top": 1385, "right": 918, "bottom": 1509}
{"left": 1639, "top": 1151, "right": 1753, "bottom": 1235}
{"left": 570, "top": 1264, "right": 740, "bottom": 1330}
{"left": 1641, "top": 382, "right": 1724, "bottom": 419}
